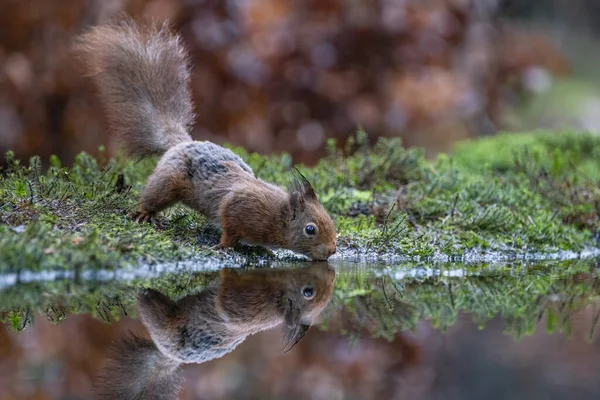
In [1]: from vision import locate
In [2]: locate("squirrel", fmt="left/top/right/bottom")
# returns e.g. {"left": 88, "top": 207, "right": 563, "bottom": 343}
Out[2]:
{"left": 93, "top": 262, "right": 336, "bottom": 400}
{"left": 72, "top": 18, "right": 337, "bottom": 260}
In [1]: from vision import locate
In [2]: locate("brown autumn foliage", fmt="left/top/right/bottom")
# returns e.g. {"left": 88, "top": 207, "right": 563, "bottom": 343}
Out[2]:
{"left": 0, "top": 0, "right": 570, "bottom": 166}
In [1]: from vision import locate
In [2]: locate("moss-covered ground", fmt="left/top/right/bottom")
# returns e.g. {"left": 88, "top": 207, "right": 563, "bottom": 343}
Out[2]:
{"left": 2, "top": 130, "right": 600, "bottom": 273}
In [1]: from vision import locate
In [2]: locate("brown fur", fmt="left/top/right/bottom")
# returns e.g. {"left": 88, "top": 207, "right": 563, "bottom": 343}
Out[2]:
{"left": 73, "top": 17, "right": 337, "bottom": 260}
{"left": 93, "top": 332, "right": 183, "bottom": 400}
{"left": 216, "top": 263, "right": 336, "bottom": 339}
{"left": 93, "top": 263, "right": 335, "bottom": 399}
{"left": 72, "top": 18, "right": 194, "bottom": 158}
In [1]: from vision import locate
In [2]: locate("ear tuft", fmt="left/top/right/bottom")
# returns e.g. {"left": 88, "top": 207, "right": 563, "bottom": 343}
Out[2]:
{"left": 291, "top": 166, "right": 317, "bottom": 201}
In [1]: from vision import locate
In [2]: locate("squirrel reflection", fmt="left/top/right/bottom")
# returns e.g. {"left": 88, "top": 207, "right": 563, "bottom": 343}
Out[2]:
{"left": 94, "top": 263, "right": 336, "bottom": 400}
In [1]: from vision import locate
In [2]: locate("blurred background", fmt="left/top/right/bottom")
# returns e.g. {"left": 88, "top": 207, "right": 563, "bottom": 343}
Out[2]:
{"left": 1, "top": 0, "right": 600, "bottom": 166}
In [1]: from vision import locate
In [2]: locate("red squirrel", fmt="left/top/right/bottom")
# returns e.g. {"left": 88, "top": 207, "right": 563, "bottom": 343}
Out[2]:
{"left": 73, "top": 18, "right": 337, "bottom": 260}
{"left": 94, "top": 263, "right": 336, "bottom": 399}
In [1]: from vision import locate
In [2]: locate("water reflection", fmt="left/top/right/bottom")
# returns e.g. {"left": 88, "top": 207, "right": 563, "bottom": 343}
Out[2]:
{"left": 94, "top": 262, "right": 335, "bottom": 400}
{"left": 2, "top": 260, "right": 600, "bottom": 399}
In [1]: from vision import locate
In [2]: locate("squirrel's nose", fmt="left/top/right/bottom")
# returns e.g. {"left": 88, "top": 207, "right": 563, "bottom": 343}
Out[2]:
{"left": 328, "top": 245, "right": 337, "bottom": 256}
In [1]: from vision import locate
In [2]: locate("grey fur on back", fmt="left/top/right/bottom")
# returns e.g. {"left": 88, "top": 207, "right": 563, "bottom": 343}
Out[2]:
{"left": 182, "top": 141, "right": 254, "bottom": 179}
{"left": 74, "top": 18, "right": 195, "bottom": 157}
{"left": 139, "top": 286, "right": 250, "bottom": 364}
{"left": 154, "top": 141, "right": 257, "bottom": 224}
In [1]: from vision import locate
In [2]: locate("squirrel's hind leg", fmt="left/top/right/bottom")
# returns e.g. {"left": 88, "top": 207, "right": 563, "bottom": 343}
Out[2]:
{"left": 133, "top": 166, "right": 191, "bottom": 224}
{"left": 211, "top": 231, "right": 239, "bottom": 251}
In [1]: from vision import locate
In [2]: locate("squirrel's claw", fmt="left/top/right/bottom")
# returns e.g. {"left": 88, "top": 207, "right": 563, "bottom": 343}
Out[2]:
{"left": 131, "top": 210, "right": 156, "bottom": 224}
{"left": 131, "top": 211, "right": 169, "bottom": 230}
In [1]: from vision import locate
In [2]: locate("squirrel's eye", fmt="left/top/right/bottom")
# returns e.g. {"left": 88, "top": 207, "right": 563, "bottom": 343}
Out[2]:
{"left": 304, "top": 224, "right": 317, "bottom": 236}
{"left": 302, "top": 286, "right": 314, "bottom": 298}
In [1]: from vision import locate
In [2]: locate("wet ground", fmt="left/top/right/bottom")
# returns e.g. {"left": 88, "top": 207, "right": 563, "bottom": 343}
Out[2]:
{"left": 1, "top": 258, "right": 600, "bottom": 399}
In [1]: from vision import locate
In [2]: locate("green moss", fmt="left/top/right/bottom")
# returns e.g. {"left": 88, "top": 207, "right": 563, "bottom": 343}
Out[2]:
{"left": 1, "top": 131, "right": 599, "bottom": 273}
{"left": 0, "top": 269, "right": 221, "bottom": 329}
{"left": 323, "top": 258, "right": 600, "bottom": 341}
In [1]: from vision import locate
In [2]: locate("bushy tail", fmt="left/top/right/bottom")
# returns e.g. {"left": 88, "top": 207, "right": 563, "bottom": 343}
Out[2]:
{"left": 73, "top": 18, "right": 194, "bottom": 157}
{"left": 94, "top": 332, "right": 183, "bottom": 400}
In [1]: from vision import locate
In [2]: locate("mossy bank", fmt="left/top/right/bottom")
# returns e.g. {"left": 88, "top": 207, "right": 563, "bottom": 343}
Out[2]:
{"left": 2, "top": 258, "right": 600, "bottom": 342}
{"left": 1, "top": 130, "right": 600, "bottom": 273}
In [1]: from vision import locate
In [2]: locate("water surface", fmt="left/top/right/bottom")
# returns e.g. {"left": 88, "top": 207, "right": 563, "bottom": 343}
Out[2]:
{"left": 1, "top": 258, "right": 599, "bottom": 399}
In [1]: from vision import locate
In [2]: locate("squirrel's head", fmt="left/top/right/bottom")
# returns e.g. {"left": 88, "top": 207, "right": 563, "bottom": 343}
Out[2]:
{"left": 218, "top": 262, "right": 335, "bottom": 317}
{"left": 218, "top": 262, "right": 336, "bottom": 352}
{"left": 286, "top": 169, "right": 337, "bottom": 261}
{"left": 278, "top": 262, "right": 336, "bottom": 352}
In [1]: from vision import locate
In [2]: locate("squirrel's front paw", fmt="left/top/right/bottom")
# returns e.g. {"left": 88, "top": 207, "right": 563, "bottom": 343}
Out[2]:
{"left": 131, "top": 209, "right": 156, "bottom": 224}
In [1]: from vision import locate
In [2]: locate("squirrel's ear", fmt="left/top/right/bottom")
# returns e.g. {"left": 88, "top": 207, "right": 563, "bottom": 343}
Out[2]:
{"left": 283, "top": 323, "right": 310, "bottom": 353}
{"left": 301, "top": 179, "right": 317, "bottom": 201}
{"left": 292, "top": 167, "right": 317, "bottom": 201}
{"left": 282, "top": 297, "right": 310, "bottom": 353}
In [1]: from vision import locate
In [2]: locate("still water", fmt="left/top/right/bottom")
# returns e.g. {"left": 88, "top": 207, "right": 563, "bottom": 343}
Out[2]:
{"left": 1, "top": 259, "right": 600, "bottom": 399}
